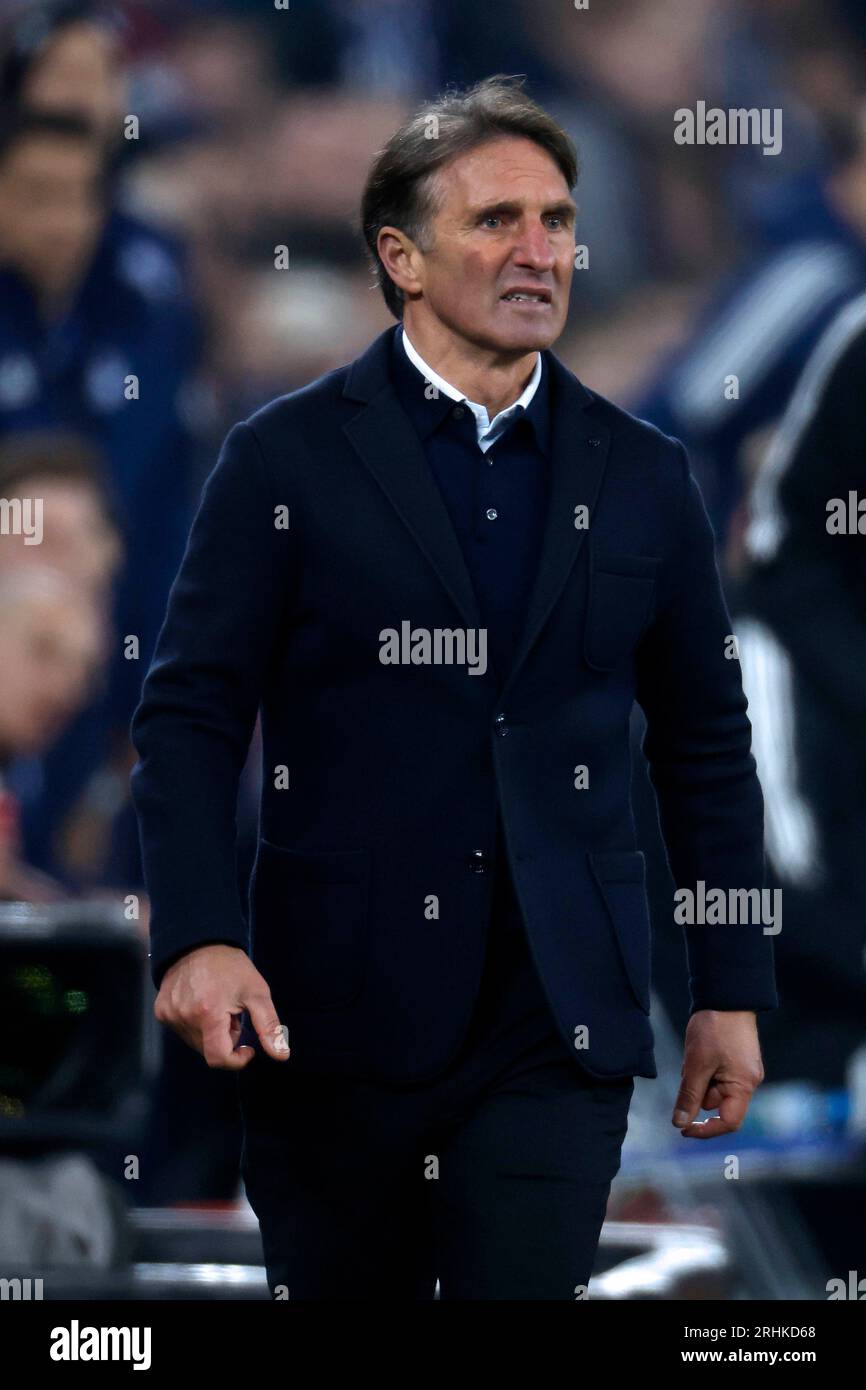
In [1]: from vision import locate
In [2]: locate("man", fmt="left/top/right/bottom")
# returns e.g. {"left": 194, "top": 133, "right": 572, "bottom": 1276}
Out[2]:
{"left": 0, "top": 1, "right": 125, "bottom": 146}
{"left": 0, "top": 564, "right": 103, "bottom": 902}
{"left": 0, "top": 105, "right": 198, "bottom": 882}
{"left": 739, "top": 291, "right": 866, "bottom": 1087}
{"left": 634, "top": 102, "right": 866, "bottom": 553}
{"left": 0, "top": 429, "right": 123, "bottom": 895}
{"left": 131, "top": 76, "right": 777, "bottom": 1300}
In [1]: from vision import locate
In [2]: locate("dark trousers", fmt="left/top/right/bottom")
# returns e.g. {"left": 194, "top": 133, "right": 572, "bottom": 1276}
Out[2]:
{"left": 238, "top": 819, "right": 634, "bottom": 1300}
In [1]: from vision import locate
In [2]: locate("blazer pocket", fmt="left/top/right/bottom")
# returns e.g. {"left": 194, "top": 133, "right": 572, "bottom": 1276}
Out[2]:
{"left": 589, "top": 849, "right": 652, "bottom": 1014}
{"left": 584, "top": 552, "right": 660, "bottom": 672}
{"left": 252, "top": 840, "right": 371, "bottom": 1010}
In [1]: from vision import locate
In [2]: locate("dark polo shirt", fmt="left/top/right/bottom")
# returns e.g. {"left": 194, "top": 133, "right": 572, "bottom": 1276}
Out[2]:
{"left": 387, "top": 325, "right": 562, "bottom": 1062}
{"left": 388, "top": 324, "right": 552, "bottom": 688}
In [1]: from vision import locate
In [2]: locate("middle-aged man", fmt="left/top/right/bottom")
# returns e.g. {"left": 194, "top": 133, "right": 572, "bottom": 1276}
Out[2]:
{"left": 130, "top": 76, "right": 777, "bottom": 1301}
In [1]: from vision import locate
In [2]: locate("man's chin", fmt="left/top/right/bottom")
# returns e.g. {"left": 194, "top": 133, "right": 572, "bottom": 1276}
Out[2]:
{"left": 487, "top": 305, "right": 564, "bottom": 352}
{"left": 487, "top": 327, "right": 559, "bottom": 354}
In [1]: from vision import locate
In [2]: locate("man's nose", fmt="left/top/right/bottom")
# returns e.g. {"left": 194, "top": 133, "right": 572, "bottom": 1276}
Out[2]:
{"left": 511, "top": 222, "right": 557, "bottom": 270}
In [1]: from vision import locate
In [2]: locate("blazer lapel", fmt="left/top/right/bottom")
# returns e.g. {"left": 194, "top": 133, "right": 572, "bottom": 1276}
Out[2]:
{"left": 342, "top": 330, "right": 484, "bottom": 637}
{"left": 497, "top": 355, "right": 611, "bottom": 702}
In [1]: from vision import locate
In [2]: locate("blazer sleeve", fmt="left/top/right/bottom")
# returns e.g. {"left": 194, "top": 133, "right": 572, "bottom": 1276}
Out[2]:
{"left": 635, "top": 439, "right": 778, "bottom": 1015}
{"left": 130, "top": 420, "right": 294, "bottom": 989}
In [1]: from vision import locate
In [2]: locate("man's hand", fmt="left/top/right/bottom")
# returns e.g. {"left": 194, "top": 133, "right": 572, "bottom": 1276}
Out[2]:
{"left": 672, "top": 1010, "right": 764, "bottom": 1138}
{"left": 154, "top": 944, "right": 290, "bottom": 1069}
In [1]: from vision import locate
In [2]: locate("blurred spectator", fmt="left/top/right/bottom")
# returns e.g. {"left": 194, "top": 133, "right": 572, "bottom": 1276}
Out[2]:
{"left": 1, "top": 1, "right": 195, "bottom": 322}
{"left": 635, "top": 139, "right": 866, "bottom": 557}
{"left": 633, "top": 42, "right": 866, "bottom": 559}
{"left": 735, "top": 292, "right": 866, "bottom": 1086}
{"left": 0, "top": 567, "right": 105, "bottom": 768}
{"left": 0, "top": 428, "right": 122, "bottom": 601}
{"left": 0, "top": 107, "right": 103, "bottom": 320}
{"left": 0, "top": 567, "right": 103, "bottom": 902}
{"left": 0, "top": 63, "right": 202, "bottom": 884}
{"left": 0, "top": 429, "right": 123, "bottom": 893}
{"left": 0, "top": 0, "right": 126, "bottom": 145}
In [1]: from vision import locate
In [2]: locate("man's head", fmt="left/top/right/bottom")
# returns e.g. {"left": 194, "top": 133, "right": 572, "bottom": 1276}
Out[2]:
{"left": 0, "top": 2, "right": 125, "bottom": 144}
{"left": 0, "top": 430, "right": 123, "bottom": 598}
{"left": 361, "top": 76, "right": 578, "bottom": 358}
{"left": 0, "top": 565, "right": 105, "bottom": 759}
{"left": 0, "top": 107, "right": 104, "bottom": 304}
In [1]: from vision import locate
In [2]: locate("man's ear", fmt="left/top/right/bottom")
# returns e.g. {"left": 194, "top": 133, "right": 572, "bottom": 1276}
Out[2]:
{"left": 377, "top": 225, "right": 424, "bottom": 300}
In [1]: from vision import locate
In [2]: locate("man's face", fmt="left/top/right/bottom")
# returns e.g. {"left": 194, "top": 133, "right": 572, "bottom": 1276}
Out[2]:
{"left": 24, "top": 21, "right": 124, "bottom": 143}
{"left": 0, "top": 475, "right": 122, "bottom": 597}
{"left": 404, "top": 135, "right": 576, "bottom": 354}
{"left": 0, "top": 134, "right": 103, "bottom": 300}
{"left": 0, "top": 583, "right": 104, "bottom": 756}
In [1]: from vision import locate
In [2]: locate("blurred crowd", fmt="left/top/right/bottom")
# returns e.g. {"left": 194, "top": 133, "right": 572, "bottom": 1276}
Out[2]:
{"left": 0, "top": 0, "right": 864, "bottom": 1198}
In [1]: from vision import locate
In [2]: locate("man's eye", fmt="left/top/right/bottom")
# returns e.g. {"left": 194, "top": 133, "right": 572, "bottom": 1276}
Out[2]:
{"left": 481, "top": 215, "right": 501, "bottom": 228}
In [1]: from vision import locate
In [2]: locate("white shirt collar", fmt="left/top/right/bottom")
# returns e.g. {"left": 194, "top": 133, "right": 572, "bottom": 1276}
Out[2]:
{"left": 400, "top": 327, "right": 542, "bottom": 453}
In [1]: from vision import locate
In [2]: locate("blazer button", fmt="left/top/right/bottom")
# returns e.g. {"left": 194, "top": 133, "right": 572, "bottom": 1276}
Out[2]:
{"left": 494, "top": 712, "right": 509, "bottom": 737}
{"left": 587, "top": 436, "right": 601, "bottom": 447}
{"left": 468, "top": 850, "right": 488, "bottom": 873}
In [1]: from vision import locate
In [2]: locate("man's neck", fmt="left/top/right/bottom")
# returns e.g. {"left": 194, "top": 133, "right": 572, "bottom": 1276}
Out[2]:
{"left": 401, "top": 314, "right": 539, "bottom": 419}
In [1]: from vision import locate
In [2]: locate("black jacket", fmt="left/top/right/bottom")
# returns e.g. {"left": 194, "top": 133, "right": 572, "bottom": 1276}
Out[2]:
{"left": 130, "top": 326, "right": 777, "bottom": 1083}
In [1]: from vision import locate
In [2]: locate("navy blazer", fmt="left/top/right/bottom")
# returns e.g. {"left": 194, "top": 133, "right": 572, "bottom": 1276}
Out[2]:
{"left": 130, "top": 325, "right": 777, "bottom": 1082}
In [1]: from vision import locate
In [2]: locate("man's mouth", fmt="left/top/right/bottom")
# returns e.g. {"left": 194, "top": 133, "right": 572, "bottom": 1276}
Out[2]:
{"left": 500, "top": 289, "right": 552, "bottom": 305}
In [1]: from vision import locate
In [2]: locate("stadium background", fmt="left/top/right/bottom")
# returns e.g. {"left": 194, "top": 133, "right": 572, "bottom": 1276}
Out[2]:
{"left": 0, "top": 0, "right": 863, "bottom": 1300}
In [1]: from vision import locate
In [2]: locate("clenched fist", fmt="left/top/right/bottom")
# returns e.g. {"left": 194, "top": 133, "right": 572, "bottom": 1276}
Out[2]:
{"left": 154, "top": 943, "right": 290, "bottom": 1069}
{"left": 672, "top": 1009, "right": 764, "bottom": 1138}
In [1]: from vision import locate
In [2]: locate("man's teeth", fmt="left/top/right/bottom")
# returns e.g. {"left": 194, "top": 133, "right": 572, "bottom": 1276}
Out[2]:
{"left": 502, "top": 292, "right": 546, "bottom": 302}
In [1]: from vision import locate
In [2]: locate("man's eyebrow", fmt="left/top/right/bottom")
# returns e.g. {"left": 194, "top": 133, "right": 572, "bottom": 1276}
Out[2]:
{"left": 469, "top": 198, "right": 577, "bottom": 220}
